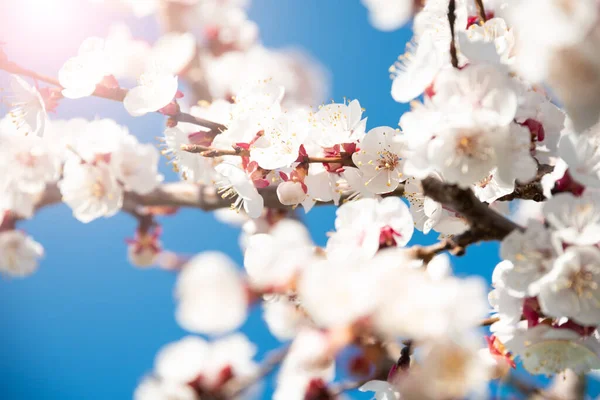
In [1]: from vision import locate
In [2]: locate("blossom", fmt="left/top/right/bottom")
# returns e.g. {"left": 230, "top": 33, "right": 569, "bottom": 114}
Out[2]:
{"left": 298, "top": 258, "right": 380, "bottom": 328}
{"left": 0, "top": 231, "right": 44, "bottom": 277}
{"left": 162, "top": 123, "right": 218, "bottom": 183}
{"left": 326, "top": 197, "right": 414, "bottom": 262}
{"left": 8, "top": 75, "right": 48, "bottom": 137}
{"left": 359, "top": 380, "right": 400, "bottom": 400}
{"left": 134, "top": 377, "right": 196, "bottom": 400}
{"left": 250, "top": 110, "right": 311, "bottom": 170}
{"left": 352, "top": 126, "right": 408, "bottom": 194}
{"left": 126, "top": 227, "right": 162, "bottom": 267}
{"left": 214, "top": 163, "right": 264, "bottom": 218}
{"left": 498, "top": 219, "right": 558, "bottom": 297}
{"left": 361, "top": 0, "right": 413, "bottom": 31}
{"left": 176, "top": 252, "right": 248, "bottom": 335}
{"left": 535, "top": 246, "right": 600, "bottom": 325}
{"left": 110, "top": 135, "right": 163, "bottom": 194}
{"left": 310, "top": 99, "right": 366, "bottom": 148}
{"left": 559, "top": 130, "right": 600, "bottom": 189}
{"left": 543, "top": 193, "right": 600, "bottom": 246}
{"left": 373, "top": 256, "right": 489, "bottom": 339}
{"left": 148, "top": 32, "right": 196, "bottom": 75}
{"left": 244, "top": 219, "right": 314, "bottom": 290}
{"left": 391, "top": 32, "right": 445, "bottom": 103}
{"left": 274, "top": 329, "right": 335, "bottom": 400}
{"left": 59, "top": 37, "right": 112, "bottom": 99}
{"left": 124, "top": 66, "right": 178, "bottom": 117}
{"left": 59, "top": 160, "right": 124, "bottom": 223}
{"left": 153, "top": 334, "right": 257, "bottom": 391}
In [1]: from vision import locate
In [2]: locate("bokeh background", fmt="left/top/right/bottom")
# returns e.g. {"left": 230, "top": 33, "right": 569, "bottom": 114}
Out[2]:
{"left": 1, "top": 0, "right": 596, "bottom": 399}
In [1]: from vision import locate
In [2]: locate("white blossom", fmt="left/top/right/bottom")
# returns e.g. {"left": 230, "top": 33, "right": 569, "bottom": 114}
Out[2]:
{"left": 215, "top": 163, "right": 264, "bottom": 218}
{"left": 352, "top": 126, "right": 408, "bottom": 194}
{"left": 59, "top": 160, "right": 124, "bottom": 223}
{"left": 0, "top": 231, "right": 44, "bottom": 277}
{"left": 176, "top": 252, "right": 248, "bottom": 335}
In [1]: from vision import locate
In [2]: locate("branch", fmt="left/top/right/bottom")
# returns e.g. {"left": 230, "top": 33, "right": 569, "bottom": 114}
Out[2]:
{"left": 421, "top": 176, "right": 523, "bottom": 239}
{"left": 447, "top": 0, "right": 459, "bottom": 68}
{"left": 182, "top": 144, "right": 355, "bottom": 165}
{"left": 474, "top": 0, "right": 487, "bottom": 23}
{"left": 497, "top": 164, "right": 553, "bottom": 202}
{"left": 0, "top": 53, "right": 222, "bottom": 133}
{"left": 223, "top": 345, "right": 290, "bottom": 398}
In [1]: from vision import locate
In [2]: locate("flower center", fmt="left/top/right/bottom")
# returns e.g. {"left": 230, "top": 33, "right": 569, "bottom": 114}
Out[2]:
{"left": 375, "top": 150, "right": 400, "bottom": 172}
{"left": 91, "top": 180, "right": 106, "bottom": 199}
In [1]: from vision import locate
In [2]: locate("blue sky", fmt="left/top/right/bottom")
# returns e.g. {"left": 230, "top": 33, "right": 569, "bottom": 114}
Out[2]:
{"left": 1, "top": 0, "right": 596, "bottom": 399}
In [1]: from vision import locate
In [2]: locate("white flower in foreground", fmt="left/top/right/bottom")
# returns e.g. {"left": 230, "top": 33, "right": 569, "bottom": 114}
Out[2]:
{"left": 162, "top": 124, "right": 218, "bottom": 184}
{"left": 458, "top": 18, "right": 514, "bottom": 65}
{"left": 298, "top": 259, "right": 379, "bottom": 328}
{"left": 263, "top": 295, "right": 306, "bottom": 340}
{"left": 134, "top": 377, "right": 197, "bottom": 400}
{"left": 0, "top": 231, "right": 44, "bottom": 277}
{"left": 59, "top": 37, "right": 112, "bottom": 99}
{"left": 361, "top": 0, "right": 413, "bottom": 31}
{"left": 311, "top": 99, "right": 366, "bottom": 147}
{"left": 535, "top": 246, "right": 600, "bottom": 325}
{"left": 59, "top": 161, "right": 123, "bottom": 223}
{"left": 244, "top": 219, "right": 314, "bottom": 290}
{"left": 391, "top": 32, "right": 445, "bottom": 103}
{"left": 543, "top": 193, "right": 600, "bottom": 246}
{"left": 402, "top": 337, "right": 491, "bottom": 399}
{"left": 124, "top": 66, "right": 178, "bottom": 117}
{"left": 215, "top": 163, "right": 264, "bottom": 218}
{"left": 373, "top": 259, "right": 488, "bottom": 339}
{"left": 176, "top": 252, "right": 247, "bottom": 335}
{"left": 111, "top": 136, "right": 163, "bottom": 194}
{"left": 326, "top": 197, "right": 414, "bottom": 262}
{"left": 9, "top": 75, "right": 47, "bottom": 137}
{"left": 250, "top": 110, "right": 310, "bottom": 170}
{"left": 154, "top": 334, "right": 257, "bottom": 390}
{"left": 275, "top": 329, "right": 335, "bottom": 400}
{"left": 1, "top": 133, "right": 60, "bottom": 194}
{"left": 352, "top": 126, "right": 408, "bottom": 194}
{"left": 148, "top": 32, "right": 196, "bottom": 75}
{"left": 559, "top": 131, "right": 600, "bottom": 188}
{"left": 493, "top": 322, "right": 600, "bottom": 375}
{"left": 359, "top": 380, "right": 400, "bottom": 400}
{"left": 488, "top": 261, "right": 525, "bottom": 324}
{"left": 498, "top": 220, "right": 557, "bottom": 297}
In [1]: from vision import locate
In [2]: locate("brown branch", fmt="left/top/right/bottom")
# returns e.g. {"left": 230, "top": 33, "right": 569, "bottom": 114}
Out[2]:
{"left": 182, "top": 144, "right": 355, "bottom": 165}
{"left": 421, "top": 176, "right": 523, "bottom": 239}
{"left": 447, "top": 0, "right": 459, "bottom": 68}
{"left": 497, "top": 164, "right": 553, "bottom": 202}
{"left": 474, "top": 0, "right": 487, "bottom": 23}
{"left": 223, "top": 345, "right": 290, "bottom": 398}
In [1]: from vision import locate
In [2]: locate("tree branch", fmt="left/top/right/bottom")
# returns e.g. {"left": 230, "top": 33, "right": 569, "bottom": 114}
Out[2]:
{"left": 223, "top": 345, "right": 290, "bottom": 398}
{"left": 474, "top": 0, "right": 487, "bottom": 23}
{"left": 497, "top": 164, "right": 553, "bottom": 202}
{"left": 447, "top": 0, "right": 459, "bottom": 68}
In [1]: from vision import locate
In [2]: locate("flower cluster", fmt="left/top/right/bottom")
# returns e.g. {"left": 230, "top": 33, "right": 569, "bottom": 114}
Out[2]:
{"left": 4, "top": 0, "right": 600, "bottom": 398}
{"left": 490, "top": 193, "right": 600, "bottom": 375}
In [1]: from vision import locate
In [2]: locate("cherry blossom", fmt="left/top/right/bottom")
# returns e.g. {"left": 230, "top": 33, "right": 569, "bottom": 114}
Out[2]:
{"left": 0, "top": 230, "right": 44, "bottom": 277}
{"left": 175, "top": 252, "right": 248, "bottom": 335}
{"left": 352, "top": 126, "right": 408, "bottom": 194}
{"left": 124, "top": 66, "right": 179, "bottom": 117}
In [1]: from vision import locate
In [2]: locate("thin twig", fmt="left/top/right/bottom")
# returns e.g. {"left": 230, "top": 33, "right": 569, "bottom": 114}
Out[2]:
{"left": 447, "top": 0, "right": 459, "bottom": 68}
{"left": 474, "top": 0, "right": 487, "bottom": 23}
{"left": 223, "top": 345, "right": 290, "bottom": 398}
{"left": 182, "top": 144, "right": 354, "bottom": 165}
{"left": 0, "top": 54, "right": 223, "bottom": 132}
